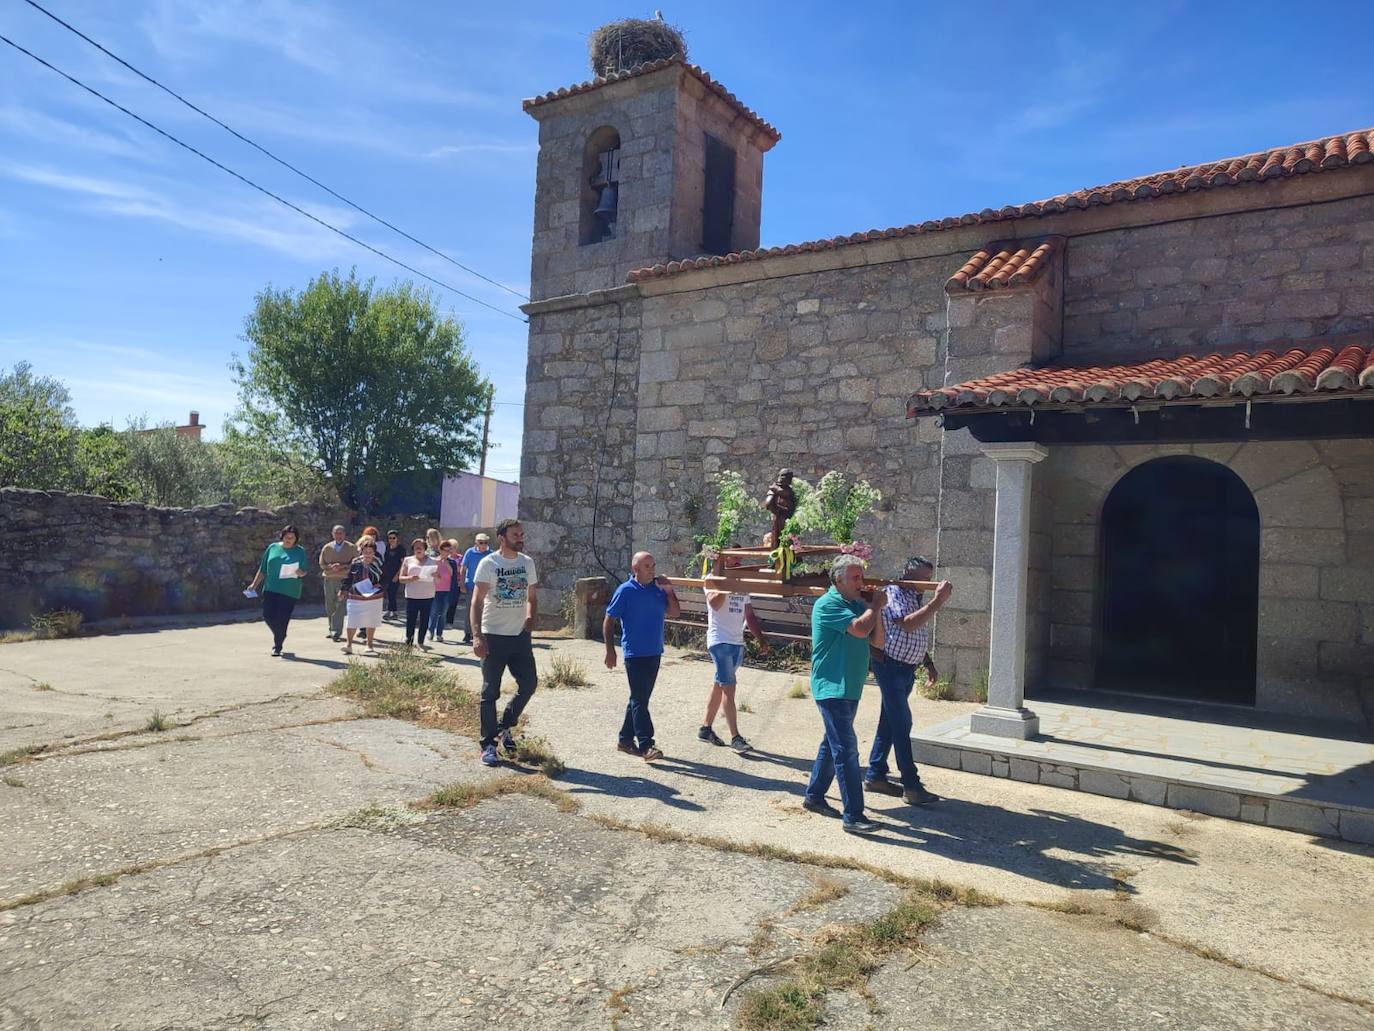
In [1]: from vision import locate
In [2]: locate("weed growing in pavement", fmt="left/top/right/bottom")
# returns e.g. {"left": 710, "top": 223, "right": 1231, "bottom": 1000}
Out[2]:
{"left": 514, "top": 735, "right": 566, "bottom": 777}
{"left": 420, "top": 774, "right": 578, "bottom": 814}
{"left": 735, "top": 890, "right": 940, "bottom": 1029}
{"left": 328, "top": 650, "right": 480, "bottom": 738}
{"left": 333, "top": 802, "right": 427, "bottom": 832}
{"left": 31, "top": 682, "right": 54, "bottom": 692}
{"left": 0, "top": 744, "right": 45, "bottom": 767}
{"left": 2, "top": 775, "right": 24, "bottom": 788}
{"left": 144, "top": 709, "right": 169, "bottom": 732}
{"left": 786, "top": 682, "right": 808, "bottom": 699}
{"left": 737, "top": 700, "right": 754, "bottom": 714}
{"left": 785, "top": 875, "right": 849, "bottom": 915}
{"left": 916, "top": 675, "right": 953, "bottom": 701}
{"left": 973, "top": 667, "right": 989, "bottom": 703}
{"left": 542, "top": 654, "right": 590, "bottom": 689}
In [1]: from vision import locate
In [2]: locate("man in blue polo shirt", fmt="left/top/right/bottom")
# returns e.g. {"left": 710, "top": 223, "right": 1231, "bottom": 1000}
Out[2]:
{"left": 604, "top": 551, "right": 681, "bottom": 762}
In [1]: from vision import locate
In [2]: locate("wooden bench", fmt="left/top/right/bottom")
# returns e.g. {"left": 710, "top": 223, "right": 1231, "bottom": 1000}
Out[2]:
{"left": 670, "top": 590, "right": 815, "bottom": 646}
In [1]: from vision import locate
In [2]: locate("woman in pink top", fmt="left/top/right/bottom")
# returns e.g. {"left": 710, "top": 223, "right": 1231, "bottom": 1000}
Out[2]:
{"left": 427, "top": 539, "right": 456, "bottom": 642}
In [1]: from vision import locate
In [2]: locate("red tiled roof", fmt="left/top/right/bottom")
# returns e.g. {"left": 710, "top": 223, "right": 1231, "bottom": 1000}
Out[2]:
{"left": 522, "top": 56, "right": 780, "bottom": 144}
{"left": 629, "top": 126, "right": 1374, "bottom": 283}
{"left": 906, "top": 335, "right": 1374, "bottom": 417}
{"left": 945, "top": 238, "right": 1060, "bottom": 294}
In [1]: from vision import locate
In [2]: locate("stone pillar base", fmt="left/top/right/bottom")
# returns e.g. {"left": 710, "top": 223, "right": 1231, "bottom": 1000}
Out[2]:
{"left": 970, "top": 705, "right": 1040, "bottom": 740}
{"left": 573, "top": 577, "right": 611, "bottom": 641}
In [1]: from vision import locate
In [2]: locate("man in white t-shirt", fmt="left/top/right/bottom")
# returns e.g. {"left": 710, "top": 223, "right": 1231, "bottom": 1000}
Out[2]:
{"left": 700, "top": 557, "right": 772, "bottom": 752}
{"left": 470, "top": 518, "right": 539, "bottom": 768}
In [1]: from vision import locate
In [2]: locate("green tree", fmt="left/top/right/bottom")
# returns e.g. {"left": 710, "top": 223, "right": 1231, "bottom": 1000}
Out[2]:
{"left": 214, "top": 424, "right": 334, "bottom": 508}
{"left": 73, "top": 425, "right": 134, "bottom": 500}
{"left": 0, "top": 362, "right": 80, "bottom": 490}
{"left": 121, "top": 421, "right": 228, "bottom": 507}
{"left": 232, "top": 269, "right": 487, "bottom": 512}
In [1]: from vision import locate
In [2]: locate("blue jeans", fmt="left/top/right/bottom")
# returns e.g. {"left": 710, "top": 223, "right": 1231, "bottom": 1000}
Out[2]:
{"left": 805, "top": 697, "right": 865, "bottom": 825}
{"left": 428, "top": 591, "right": 449, "bottom": 635}
{"left": 867, "top": 657, "right": 922, "bottom": 790}
{"left": 619, "top": 655, "right": 661, "bottom": 751}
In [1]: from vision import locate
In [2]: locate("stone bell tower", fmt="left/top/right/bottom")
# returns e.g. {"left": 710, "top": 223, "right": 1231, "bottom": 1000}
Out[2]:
{"left": 523, "top": 52, "right": 780, "bottom": 301}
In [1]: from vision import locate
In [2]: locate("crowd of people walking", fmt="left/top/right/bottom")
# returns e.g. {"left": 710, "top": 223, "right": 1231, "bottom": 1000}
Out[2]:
{"left": 247, "top": 522, "right": 494, "bottom": 658}
{"left": 249, "top": 518, "right": 953, "bottom": 834}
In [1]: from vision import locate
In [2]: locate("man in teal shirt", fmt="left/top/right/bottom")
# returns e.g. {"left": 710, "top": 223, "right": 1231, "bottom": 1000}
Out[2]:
{"left": 804, "top": 554, "right": 886, "bottom": 834}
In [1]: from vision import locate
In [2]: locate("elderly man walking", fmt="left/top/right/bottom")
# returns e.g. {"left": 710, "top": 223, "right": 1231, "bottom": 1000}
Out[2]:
{"left": 865, "top": 556, "right": 951, "bottom": 805}
{"left": 803, "top": 554, "right": 887, "bottom": 835}
{"left": 604, "top": 551, "right": 680, "bottom": 762}
{"left": 319, "top": 524, "right": 357, "bottom": 641}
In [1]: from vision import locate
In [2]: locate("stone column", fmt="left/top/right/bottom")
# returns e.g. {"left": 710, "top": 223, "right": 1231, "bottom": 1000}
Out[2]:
{"left": 969, "top": 443, "right": 1048, "bottom": 739}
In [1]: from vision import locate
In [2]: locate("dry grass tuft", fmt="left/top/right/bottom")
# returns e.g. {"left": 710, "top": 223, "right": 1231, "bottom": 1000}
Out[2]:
{"left": 785, "top": 875, "right": 849, "bottom": 915}
{"left": 144, "top": 709, "right": 170, "bottom": 733}
{"left": 542, "top": 654, "right": 590, "bottom": 690}
{"left": 0, "top": 744, "right": 46, "bottom": 767}
{"left": 514, "top": 735, "right": 566, "bottom": 777}
{"left": 31, "top": 682, "right": 54, "bottom": 692}
{"left": 2, "top": 775, "right": 23, "bottom": 788}
{"left": 328, "top": 650, "right": 480, "bottom": 738}
{"left": 31, "top": 608, "right": 83, "bottom": 640}
{"left": 786, "top": 682, "right": 808, "bottom": 700}
{"left": 420, "top": 774, "right": 579, "bottom": 814}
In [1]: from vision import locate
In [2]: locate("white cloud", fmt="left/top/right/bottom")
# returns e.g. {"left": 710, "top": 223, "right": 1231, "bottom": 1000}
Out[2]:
{"left": 0, "top": 160, "right": 362, "bottom": 261}
{"left": 0, "top": 105, "right": 155, "bottom": 161}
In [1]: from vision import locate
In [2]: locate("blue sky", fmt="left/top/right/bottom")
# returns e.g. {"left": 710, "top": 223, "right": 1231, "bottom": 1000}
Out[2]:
{"left": 1, "top": 1, "right": 1370, "bottom": 483}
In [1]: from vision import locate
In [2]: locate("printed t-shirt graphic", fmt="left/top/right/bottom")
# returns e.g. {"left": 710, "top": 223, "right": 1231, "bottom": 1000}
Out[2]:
{"left": 475, "top": 552, "right": 539, "bottom": 635}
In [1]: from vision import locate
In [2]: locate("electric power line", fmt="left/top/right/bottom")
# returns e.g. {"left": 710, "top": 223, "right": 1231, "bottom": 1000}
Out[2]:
{"left": 22, "top": 0, "right": 529, "bottom": 302}
{"left": 0, "top": 32, "right": 528, "bottom": 324}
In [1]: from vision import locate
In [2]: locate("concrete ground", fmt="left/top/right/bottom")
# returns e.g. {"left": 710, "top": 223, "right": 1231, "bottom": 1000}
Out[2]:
{"left": 1, "top": 616, "right": 1371, "bottom": 1030}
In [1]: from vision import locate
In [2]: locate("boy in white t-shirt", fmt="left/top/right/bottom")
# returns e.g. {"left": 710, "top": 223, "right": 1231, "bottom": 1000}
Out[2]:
{"left": 700, "top": 562, "right": 772, "bottom": 751}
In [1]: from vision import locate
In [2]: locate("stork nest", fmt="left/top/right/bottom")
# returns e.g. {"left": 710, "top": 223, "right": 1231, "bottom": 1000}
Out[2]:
{"left": 588, "top": 18, "right": 688, "bottom": 78}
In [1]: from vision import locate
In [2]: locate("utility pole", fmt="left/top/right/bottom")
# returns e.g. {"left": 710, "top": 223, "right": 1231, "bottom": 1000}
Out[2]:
{"left": 478, "top": 384, "right": 493, "bottom": 477}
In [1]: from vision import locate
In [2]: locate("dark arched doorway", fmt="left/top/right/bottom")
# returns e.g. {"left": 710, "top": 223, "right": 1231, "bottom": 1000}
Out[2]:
{"left": 1095, "top": 456, "right": 1258, "bottom": 705}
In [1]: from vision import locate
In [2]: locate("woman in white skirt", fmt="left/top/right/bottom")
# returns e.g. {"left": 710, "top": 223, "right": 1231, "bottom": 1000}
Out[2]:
{"left": 342, "top": 537, "right": 385, "bottom": 655}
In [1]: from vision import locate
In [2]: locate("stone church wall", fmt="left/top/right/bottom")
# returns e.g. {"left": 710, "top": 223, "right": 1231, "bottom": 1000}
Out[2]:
{"left": 630, "top": 253, "right": 952, "bottom": 578}
{"left": 1061, "top": 190, "right": 1374, "bottom": 357}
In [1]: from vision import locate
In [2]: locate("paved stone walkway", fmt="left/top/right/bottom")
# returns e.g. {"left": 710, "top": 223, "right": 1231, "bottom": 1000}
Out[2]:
{"left": 0, "top": 618, "right": 1370, "bottom": 1029}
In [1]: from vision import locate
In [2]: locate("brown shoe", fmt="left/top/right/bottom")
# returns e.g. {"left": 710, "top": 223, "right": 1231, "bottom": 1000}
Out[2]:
{"left": 616, "top": 742, "right": 643, "bottom": 757}
{"left": 642, "top": 747, "right": 664, "bottom": 762}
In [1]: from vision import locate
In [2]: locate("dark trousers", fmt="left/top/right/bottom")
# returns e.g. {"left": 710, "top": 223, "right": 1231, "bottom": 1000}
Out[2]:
{"left": 261, "top": 590, "right": 296, "bottom": 650}
{"left": 479, "top": 631, "right": 538, "bottom": 746}
{"left": 405, "top": 597, "right": 434, "bottom": 645}
{"left": 446, "top": 586, "right": 462, "bottom": 625}
{"left": 461, "top": 587, "right": 475, "bottom": 641}
{"left": 867, "top": 657, "right": 922, "bottom": 789}
{"left": 619, "top": 655, "right": 661, "bottom": 751}
{"left": 806, "top": 697, "right": 865, "bottom": 825}
{"left": 384, "top": 580, "right": 400, "bottom": 613}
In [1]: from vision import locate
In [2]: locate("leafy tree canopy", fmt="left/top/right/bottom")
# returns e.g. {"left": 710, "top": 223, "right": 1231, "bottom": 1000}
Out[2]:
{"left": 232, "top": 269, "right": 488, "bottom": 511}
{"left": 0, "top": 362, "right": 81, "bottom": 490}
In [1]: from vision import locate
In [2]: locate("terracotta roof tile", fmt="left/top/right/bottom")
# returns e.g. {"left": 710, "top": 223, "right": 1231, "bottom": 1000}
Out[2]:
{"left": 945, "top": 238, "right": 1061, "bottom": 294}
{"left": 629, "top": 126, "right": 1374, "bottom": 283}
{"left": 522, "top": 56, "right": 780, "bottom": 144}
{"left": 906, "top": 334, "right": 1374, "bottom": 417}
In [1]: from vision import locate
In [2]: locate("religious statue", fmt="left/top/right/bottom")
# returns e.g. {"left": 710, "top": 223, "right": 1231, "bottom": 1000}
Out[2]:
{"left": 762, "top": 468, "right": 797, "bottom": 548}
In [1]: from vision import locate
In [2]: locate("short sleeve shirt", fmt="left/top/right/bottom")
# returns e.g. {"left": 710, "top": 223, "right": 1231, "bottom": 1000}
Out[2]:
{"left": 881, "top": 586, "right": 930, "bottom": 664}
{"left": 706, "top": 592, "right": 748, "bottom": 647}
{"left": 259, "top": 543, "right": 307, "bottom": 599}
{"left": 810, "top": 587, "right": 869, "bottom": 701}
{"left": 461, "top": 547, "right": 487, "bottom": 588}
{"left": 474, "top": 552, "right": 538, "bottom": 635}
{"left": 606, "top": 578, "right": 668, "bottom": 658}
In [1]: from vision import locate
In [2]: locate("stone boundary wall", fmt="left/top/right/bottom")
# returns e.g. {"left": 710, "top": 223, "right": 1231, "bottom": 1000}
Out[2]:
{"left": 1, "top": 488, "right": 450, "bottom": 628}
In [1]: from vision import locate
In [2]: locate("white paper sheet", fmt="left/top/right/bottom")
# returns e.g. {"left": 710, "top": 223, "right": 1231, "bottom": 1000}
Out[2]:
{"left": 243, "top": 589, "right": 259, "bottom": 599}
{"left": 418, "top": 564, "right": 436, "bottom": 580}
{"left": 355, "top": 580, "right": 379, "bottom": 597}
{"left": 279, "top": 562, "right": 299, "bottom": 579}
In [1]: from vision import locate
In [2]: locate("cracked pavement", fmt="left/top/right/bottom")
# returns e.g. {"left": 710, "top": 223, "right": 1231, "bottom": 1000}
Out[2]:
{"left": 1, "top": 617, "right": 1371, "bottom": 1029}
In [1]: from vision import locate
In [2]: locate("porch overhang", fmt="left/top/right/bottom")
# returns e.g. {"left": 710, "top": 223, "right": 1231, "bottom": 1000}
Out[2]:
{"left": 908, "top": 335, "right": 1374, "bottom": 444}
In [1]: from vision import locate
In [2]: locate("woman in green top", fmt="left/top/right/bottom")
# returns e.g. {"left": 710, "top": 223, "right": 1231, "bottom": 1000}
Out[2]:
{"left": 247, "top": 524, "right": 309, "bottom": 656}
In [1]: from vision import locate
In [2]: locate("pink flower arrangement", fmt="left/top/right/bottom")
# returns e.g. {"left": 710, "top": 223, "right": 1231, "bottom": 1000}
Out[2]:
{"left": 839, "top": 540, "right": 874, "bottom": 562}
